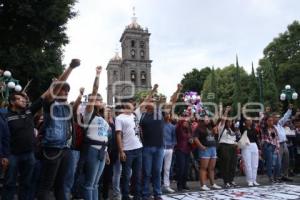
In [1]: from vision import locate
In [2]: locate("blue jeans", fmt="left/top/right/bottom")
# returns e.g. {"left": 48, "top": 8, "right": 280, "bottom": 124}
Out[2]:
{"left": 142, "top": 146, "right": 164, "bottom": 199}
{"left": 112, "top": 159, "right": 122, "bottom": 199}
{"left": 121, "top": 148, "right": 142, "bottom": 200}
{"left": 72, "top": 151, "right": 87, "bottom": 198}
{"left": 82, "top": 145, "right": 106, "bottom": 200}
{"left": 199, "top": 146, "right": 217, "bottom": 159}
{"left": 263, "top": 143, "right": 280, "bottom": 179}
{"left": 63, "top": 150, "right": 80, "bottom": 198}
{"left": 2, "top": 152, "right": 36, "bottom": 200}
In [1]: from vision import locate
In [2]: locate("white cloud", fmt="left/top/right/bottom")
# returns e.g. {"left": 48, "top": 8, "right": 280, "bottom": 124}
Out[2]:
{"left": 63, "top": 0, "right": 300, "bottom": 101}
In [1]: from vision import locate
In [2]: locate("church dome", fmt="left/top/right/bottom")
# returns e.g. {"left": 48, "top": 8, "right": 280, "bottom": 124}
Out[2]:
{"left": 126, "top": 19, "right": 142, "bottom": 30}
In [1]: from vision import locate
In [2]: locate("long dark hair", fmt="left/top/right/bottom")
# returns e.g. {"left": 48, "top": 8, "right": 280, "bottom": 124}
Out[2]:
{"left": 197, "top": 117, "right": 215, "bottom": 134}
{"left": 224, "top": 119, "right": 235, "bottom": 131}
{"left": 177, "top": 119, "right": 192, "bottom": 133}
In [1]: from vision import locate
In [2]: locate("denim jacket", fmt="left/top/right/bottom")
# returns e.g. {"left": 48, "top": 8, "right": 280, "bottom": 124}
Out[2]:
{"left": 163, "top": 122, "right": 177, "bottom": 148}
{"left": 41, "top": 101, "right": 72, "bottom": 149}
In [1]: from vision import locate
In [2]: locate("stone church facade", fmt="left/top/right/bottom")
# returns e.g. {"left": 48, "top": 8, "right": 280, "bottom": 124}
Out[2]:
{"left": 106, "top": 14, "right": 152, "bottom": 105}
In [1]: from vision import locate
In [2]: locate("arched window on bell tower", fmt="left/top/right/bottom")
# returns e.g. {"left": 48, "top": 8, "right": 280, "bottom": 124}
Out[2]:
{"left": 131, "top": 40, "right": 135, "bottom": 47}
{"left": 130, "top": 70, "right": 136, "bottom": 83}
{"left": 140, "top": 50, "right": 145, "bottom": 59}
{"left": 113, "top": 70, "right": 118, "bottom": 81}
{"left": 141, "top": 71, "right": 146, "bottom": 85}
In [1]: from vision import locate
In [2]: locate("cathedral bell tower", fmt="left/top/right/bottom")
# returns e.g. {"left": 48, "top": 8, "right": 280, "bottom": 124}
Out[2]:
{"left": 107, "top": 8, "right": 152, "bottom": 105}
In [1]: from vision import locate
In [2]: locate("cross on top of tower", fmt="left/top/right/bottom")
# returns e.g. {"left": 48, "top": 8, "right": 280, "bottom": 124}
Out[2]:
{"left": 127, "top": 6, "right": 141, "bottom": 30}
{"left": 133, "top": 6, "right": 136, "bottom": 17}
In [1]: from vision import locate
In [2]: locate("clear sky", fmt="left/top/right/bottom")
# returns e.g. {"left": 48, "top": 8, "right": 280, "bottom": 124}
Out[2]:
{"left": 63, "top": 0, "right": 300, "bottom": 102}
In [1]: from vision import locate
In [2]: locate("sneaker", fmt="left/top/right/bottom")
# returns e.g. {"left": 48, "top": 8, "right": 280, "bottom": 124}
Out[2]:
{"left": 112, "top": 195, "right": 122, "bottom": 200}
{"left": 253, "top": 181, "right": 260, "bottom": 186}
{"left": 289, "top": 171, "right": 295, "bottom": 177}
{"left": 163, "top": 186, "right": 175, "bottom": 193}
{"left": 200, "top": 185, "right": 210, "bottom": 191}
{"left": 230, "top": 182, "right": 237, "bottom": 187}
{"left": 177, "top": 186, "right": 183, "bottom": 192}
{"left": 224, "top": 183, "right": 231, "bottom": 188}
{"left": 182, "top": 185, "right": 190, "bottom": 191}
{"left": 211, "top": 183, "right": 222, "bottom": 189}
{"left": 281, "top": 176, "right": 293, "bottom": 182}
{"left": 274, "top": 178, "right": 282, "bottom": 183}
{"left": 248, "top": 182, "right": 253, "bottom": 187}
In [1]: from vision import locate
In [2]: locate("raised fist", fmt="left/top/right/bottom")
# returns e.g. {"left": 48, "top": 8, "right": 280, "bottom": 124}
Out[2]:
{"left": 177, "top": 83, "right": 183, "bottom": 91}
{"left": 52, "top": 77, "right": 58, "bottom": 82}
{"left": 153, "top": 84, "right": 159, "bottom": 90}
{"left": 70, "top": 59, "right": 81, "bottom": 68}
{"left": 79, "top": 87, "right": 85, "bottom": 95}
{"left": 96, "top": 66, "right": 102, "bottom": 74}
{"left": 225, "top": 106, "right": 231, "bottom": 112}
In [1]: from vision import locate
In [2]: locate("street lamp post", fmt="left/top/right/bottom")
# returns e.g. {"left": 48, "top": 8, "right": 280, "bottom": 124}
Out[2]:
{"left": 0, "top": 70, "right": 22, "bottom": 104}
{"left": 280, "top": 85, "right": 298, "bottom": 102}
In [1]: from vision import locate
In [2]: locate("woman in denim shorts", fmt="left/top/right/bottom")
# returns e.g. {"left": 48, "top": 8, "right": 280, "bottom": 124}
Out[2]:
{"left": 193, "top": 115, "right": 221, "bottom": 191}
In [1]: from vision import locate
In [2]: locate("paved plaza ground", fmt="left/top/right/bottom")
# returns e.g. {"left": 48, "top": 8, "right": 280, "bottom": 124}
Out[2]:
{"left": 163, "top": 174, "right": 300, "bottom": 199}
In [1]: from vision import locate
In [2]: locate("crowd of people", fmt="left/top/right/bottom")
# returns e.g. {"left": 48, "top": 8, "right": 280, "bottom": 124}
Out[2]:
{"left": 0, "top": 60, "right": 300, "bottom": 200}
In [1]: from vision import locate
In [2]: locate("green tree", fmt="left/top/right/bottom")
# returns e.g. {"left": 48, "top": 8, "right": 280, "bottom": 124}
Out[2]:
{"left": 232, "top": 55, "right": 241, "bottom": 114}
{"left": 176, "top": 67, "right": 211, "bottom": 115}
{"left": 258, "top": 58, "right": 279, "bottom": 110}
{"left": 202, "top": 64, "right": 249, "bottom": 107}
{"left": 209, "top": 66, "right": 218, "bottom": 103}
{"left": 180, "top": 67, "right": 211, "bottom": 94}
{"left": 247, "top": 62, "right": 259, "bottom": 102}
{"left": 262, "top": 20, "right": 300, "bottom": 84}
{"left": 278, "top": 63, "right": 300, "bottom": 107}
{"left": 0, "top": 0, "right": 77, "bottom": 100}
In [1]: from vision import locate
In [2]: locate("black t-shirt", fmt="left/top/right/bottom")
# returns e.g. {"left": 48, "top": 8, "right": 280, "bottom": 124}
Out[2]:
{"left": 7, "top": 98, "right": 43, "bottom": 154}
{"left": 195, "top": 127, "right": 216, "bottom": 147}
{"left": 140, "top": 111, "right": 164, "bottom": 147}
{"left": 244, "top": 127, "right": 259, "bottom": 145}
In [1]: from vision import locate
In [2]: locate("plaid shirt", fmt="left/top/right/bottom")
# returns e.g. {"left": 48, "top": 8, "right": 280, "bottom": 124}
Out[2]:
{"left": 261, "top": 126, "right": 280, "bottom": 152}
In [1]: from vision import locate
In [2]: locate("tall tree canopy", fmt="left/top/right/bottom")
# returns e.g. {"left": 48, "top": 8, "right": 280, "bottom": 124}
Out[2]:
{"left": 181, "top": 20, "right": 300, "bottom": 112}
{"left": 0, "top": 0, "right": 77, "bottom": 100}
{"left": 247, "top": 63, "right": 259, "bottom": 102}
{"left": 263, "top": 21, "right": 300, "bottom": 76}
{"left": 258, "top": 58, "right": 279, "bottom": 109}
{"left": 261, "top": 20, "right": 300, "bottom": 108}
{"left": 202, "top": 64, "right": 249, "bottom": 107}
{"left": 180, "top": 67, "right": 211, "bottom": 94}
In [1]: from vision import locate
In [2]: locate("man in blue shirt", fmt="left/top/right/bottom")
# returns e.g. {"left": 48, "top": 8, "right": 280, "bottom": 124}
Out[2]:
{"left": 139, "top": 84, "right": 182, "bottom": 200}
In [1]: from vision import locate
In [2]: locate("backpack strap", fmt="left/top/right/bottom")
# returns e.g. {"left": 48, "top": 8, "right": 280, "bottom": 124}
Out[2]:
{"left": 140, "top": 112, "right": 146, "bottom": 124}
{"left": 218, "top": 128, "right": 226, "bottom": 143}
{"left": 84, "top": 111, "right": 96, "bottom": 133}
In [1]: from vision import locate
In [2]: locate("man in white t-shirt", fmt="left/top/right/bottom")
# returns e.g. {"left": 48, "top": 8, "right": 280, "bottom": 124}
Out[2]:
{"left": 116, "top": 102, "right": 143, "bottom": 200}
